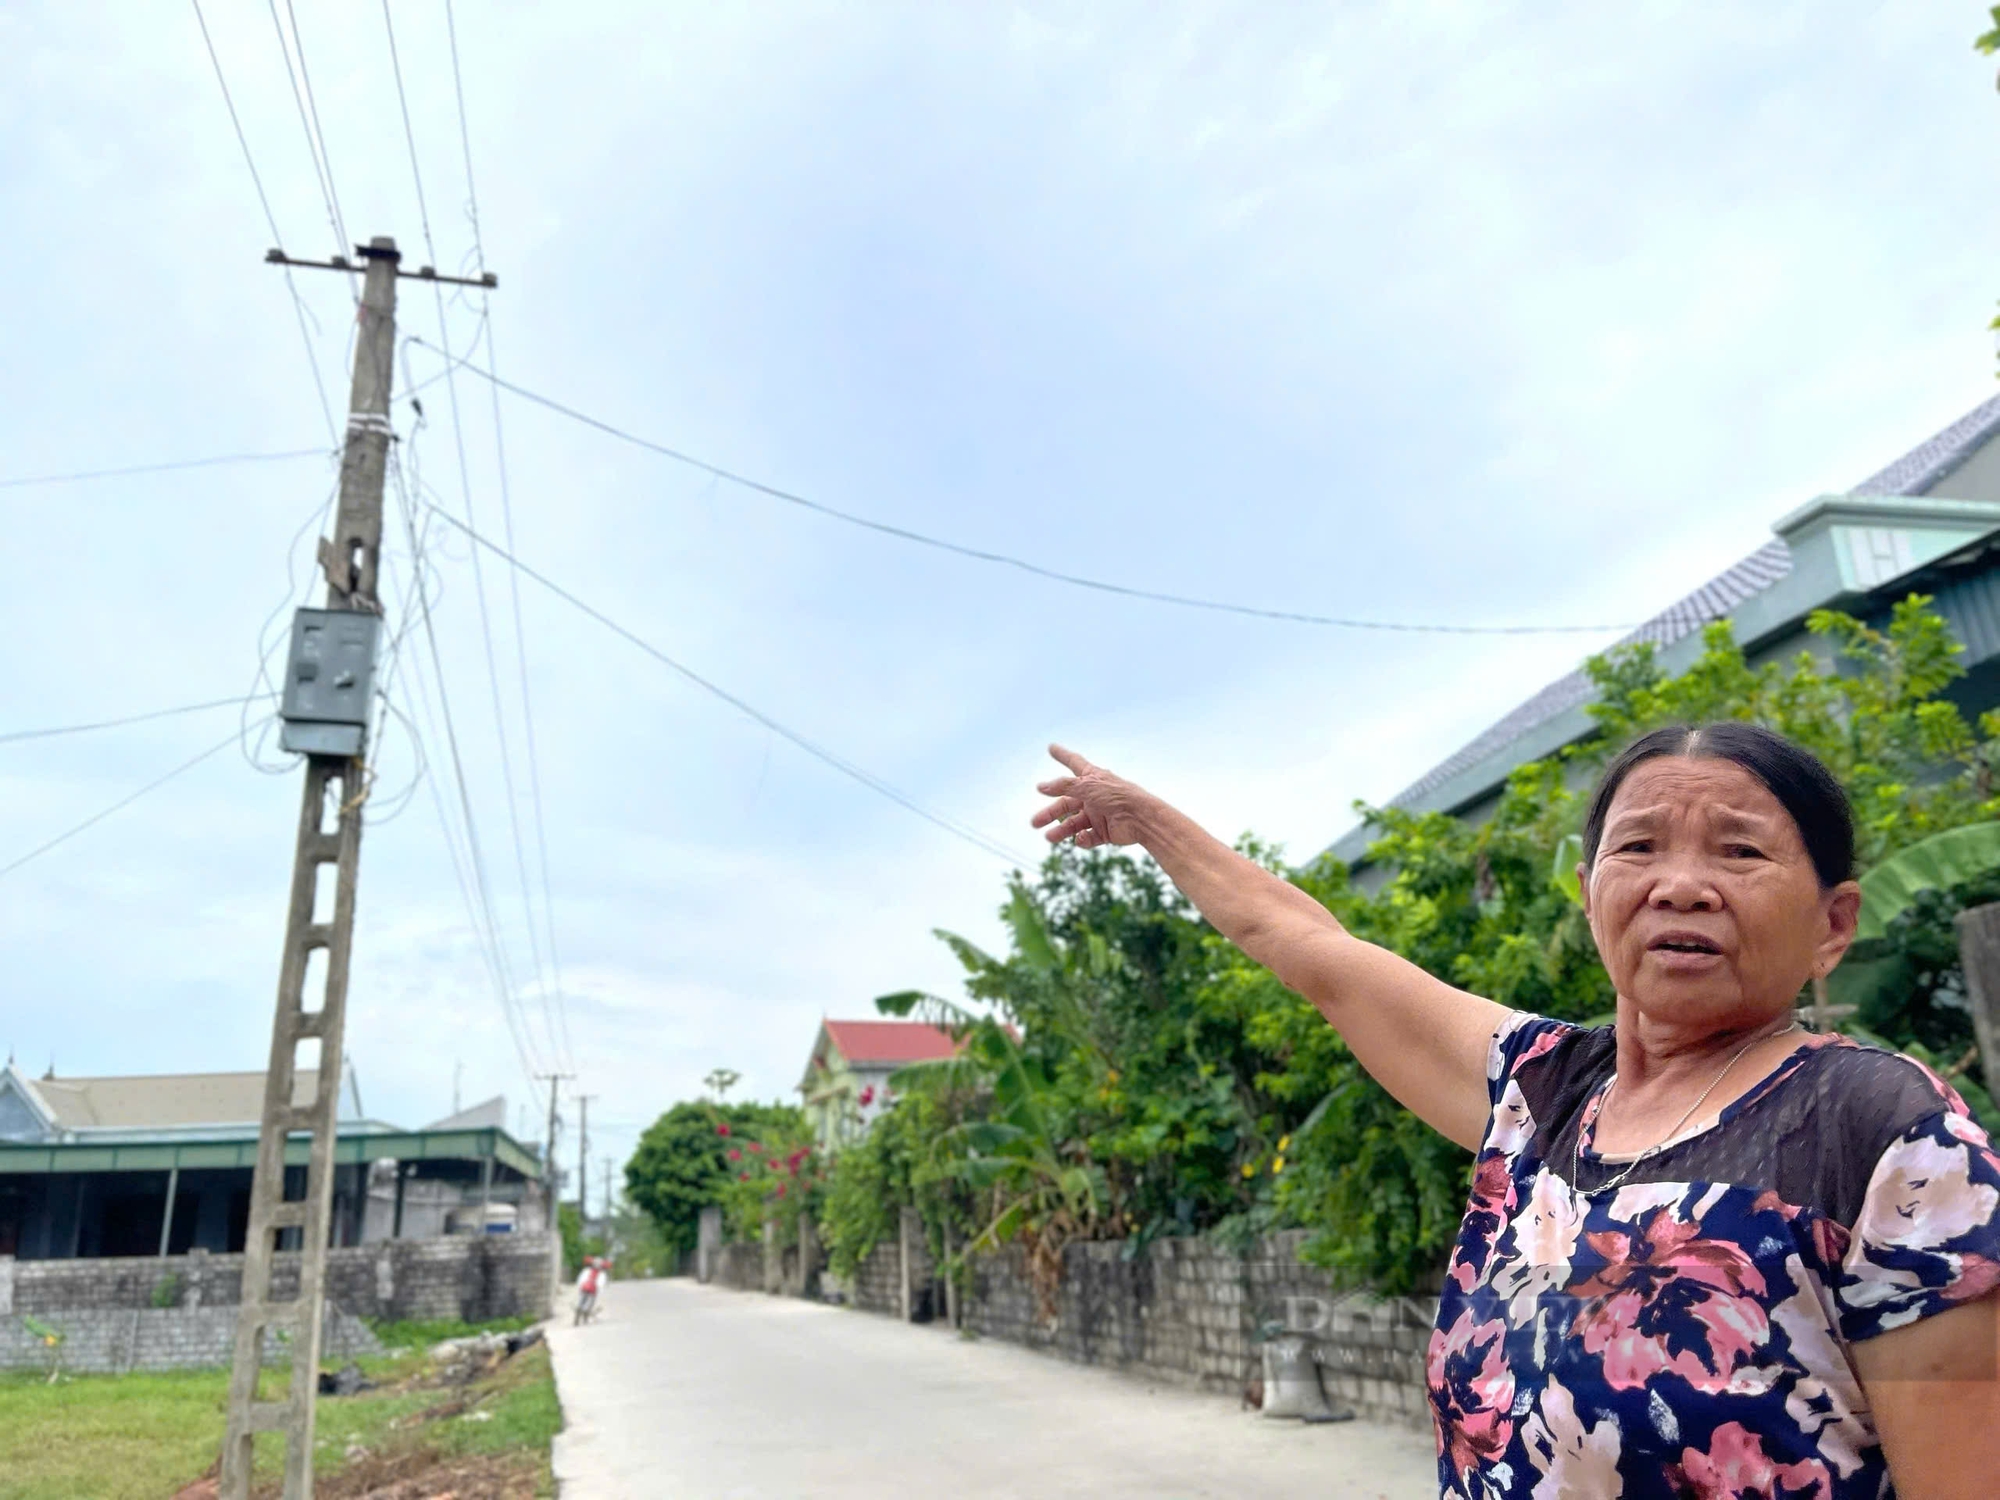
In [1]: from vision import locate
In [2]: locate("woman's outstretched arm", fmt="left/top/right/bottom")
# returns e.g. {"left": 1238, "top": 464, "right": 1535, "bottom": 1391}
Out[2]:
{"left": 1033, "top": 744, "right": 1507, "bottom": 1151}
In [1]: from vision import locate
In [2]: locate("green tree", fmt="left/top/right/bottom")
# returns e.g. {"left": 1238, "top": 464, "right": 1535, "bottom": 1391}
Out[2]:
{"left": 558, "top": 1202, "right": 607, "bottom": 1278}
{"left": 624, "top": 1098, "right": 803, "bottom": 1259}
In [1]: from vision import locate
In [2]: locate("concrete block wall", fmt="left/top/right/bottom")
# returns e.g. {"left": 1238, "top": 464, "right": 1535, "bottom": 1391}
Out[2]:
{"left": 1307, "top": 1291, "right": 1436, "bottom": 1428}
{"left": 711, "top": 1241, "right": 764, "bottom": 1291}
{"left": 954, "top": 1232, "right": 1437, "bottom": 1431}
{"left": 837, "top": 1221, "right": 944, "bottom": 1319}
{"left": 846, "top": 1238, "right": 902, "bottom": 1316}
{"left": 900, "top": 1214, "right": 938, "bottom": 1319}
{"left": 0, "top": 1304, "right": 382, "bottom": 1376}
{"left": 0, "top": 1232, "right": 555, "bottom": 1372}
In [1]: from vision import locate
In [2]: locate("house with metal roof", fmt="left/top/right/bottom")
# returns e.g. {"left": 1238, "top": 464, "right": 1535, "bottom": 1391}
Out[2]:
{"left": 1328, "top": 393, "right": 2000, "bottom": 868}
{"left": 0, "top": 1062, "right": 543, "bottom": 1259}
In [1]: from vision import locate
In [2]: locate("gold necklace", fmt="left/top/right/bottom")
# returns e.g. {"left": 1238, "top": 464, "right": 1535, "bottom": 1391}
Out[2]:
{"left": 1573, "top": 1022, "right": 1800, "bottom": 1193}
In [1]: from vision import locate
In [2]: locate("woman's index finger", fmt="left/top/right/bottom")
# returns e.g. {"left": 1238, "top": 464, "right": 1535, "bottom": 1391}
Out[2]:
{"left": 1048, "top": 743, "right": 1092, "bottom": 776}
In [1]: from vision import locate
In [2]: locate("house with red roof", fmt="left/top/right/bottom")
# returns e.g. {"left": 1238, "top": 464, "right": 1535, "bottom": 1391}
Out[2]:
{"left": 797, "top": 1019, "right": 959, "bottom": 1151}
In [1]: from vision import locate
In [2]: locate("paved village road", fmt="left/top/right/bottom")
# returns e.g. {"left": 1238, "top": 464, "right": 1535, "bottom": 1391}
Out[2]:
{"left": 547, "top": 1279, "right": 1440, "bottom": 1500}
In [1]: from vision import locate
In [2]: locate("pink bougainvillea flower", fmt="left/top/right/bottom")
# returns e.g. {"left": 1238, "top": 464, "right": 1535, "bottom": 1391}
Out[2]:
{"left": 737, "top": 1172, "right": 749, "bottom": 1181}
{"left": 726, "top": 1148, "right": 741, "bottom": 1161}
{"left": 858, "top": 1085, "right": 876, "bottom": 1106}
{"left": 775, "top": 1183, "right": 788, "bottom": 1199}
{"left": 715, "top": 1122, "right": 731, "bottom": 1136}
{"left": 747, "top": 1142, "right": 762, "bottom": 1154}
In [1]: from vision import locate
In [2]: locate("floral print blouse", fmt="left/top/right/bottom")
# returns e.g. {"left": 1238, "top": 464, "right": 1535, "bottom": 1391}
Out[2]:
{"left": 1427, "top": 1014, "right": 2000, "bottom": 1499}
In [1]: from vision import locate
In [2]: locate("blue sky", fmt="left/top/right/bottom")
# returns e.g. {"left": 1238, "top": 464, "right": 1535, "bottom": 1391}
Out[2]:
{"left": 2, "top": 3, "right": 1997, "bottom": 1191}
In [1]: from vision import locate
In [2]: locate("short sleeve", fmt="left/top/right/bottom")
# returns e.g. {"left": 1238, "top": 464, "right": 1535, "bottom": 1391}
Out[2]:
{"left": 1837, "top": 1106, "right": 2000, "bottom": 1341}
{"left": 1485, "top": 1011, "right": 1575, "bottom": 1108}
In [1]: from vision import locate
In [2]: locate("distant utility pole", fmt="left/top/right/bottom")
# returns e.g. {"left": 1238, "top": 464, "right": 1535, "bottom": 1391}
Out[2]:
{"left": 602, "top": 1155, "right": 614, "bottom": 1221}
{"left": 222, "top": 237, "right": 496, "bottom": 1500}
{"left": 538, "top": 1072, "right": 574, "bottom": 1230}
{"left": 576, "top": 1095, "right": 596, "bottom": 1229}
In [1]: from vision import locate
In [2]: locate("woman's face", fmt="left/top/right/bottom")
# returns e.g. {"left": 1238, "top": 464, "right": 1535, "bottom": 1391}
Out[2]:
{"left": 1582, "top": 756, "right": 1860, "bottom": 1030}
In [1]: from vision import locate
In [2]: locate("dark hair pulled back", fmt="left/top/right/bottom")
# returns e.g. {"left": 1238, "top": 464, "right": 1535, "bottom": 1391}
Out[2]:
{"left": 1580, "top": 722, "right": 1855, "bottom": 888}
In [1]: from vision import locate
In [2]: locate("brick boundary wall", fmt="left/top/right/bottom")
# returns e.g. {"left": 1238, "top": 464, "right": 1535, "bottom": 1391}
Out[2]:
{"left": 0, "top": 1231, "right": 555, "bottom": 1373}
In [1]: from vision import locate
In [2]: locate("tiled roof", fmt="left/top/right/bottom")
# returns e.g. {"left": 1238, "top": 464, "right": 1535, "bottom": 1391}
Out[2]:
{"left": 821, "top": 1020, "right": 960, "bottom": 1066}
{"left": 1385, "top": 539, "right": 1794, "bottom": 808}
{"left": 1377, "top": 396, "right": 2000, "bottom": 816}
{"left": 1851, "top": 393, "right": 2000, "bottom": 497}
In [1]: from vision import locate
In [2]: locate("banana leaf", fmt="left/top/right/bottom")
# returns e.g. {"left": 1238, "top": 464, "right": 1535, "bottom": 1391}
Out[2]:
{"left": 1004, "top": 888, "right": 1059, "bottom": 972}
{"left": 873, "top": 990, "right": 929, "bottom": 1018}
{"left": 1824, "top": 952, "right": 1908, "bottom": 1028}
{"left": 1855, "top": 822, "right": 2000, "bottom": 943}
{"left": 1551, "top": 834, "right": 1584, "bottom": 908}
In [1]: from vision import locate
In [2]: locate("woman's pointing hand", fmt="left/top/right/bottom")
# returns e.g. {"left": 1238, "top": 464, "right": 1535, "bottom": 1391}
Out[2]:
{"left": 1032, "top": 744, "right": 1153, "bottom": 849}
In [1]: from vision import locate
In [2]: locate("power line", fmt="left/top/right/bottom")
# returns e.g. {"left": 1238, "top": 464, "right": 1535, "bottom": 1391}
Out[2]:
{"left": 187, "top": 0, "right": 339, "bottom": 444}
{"left": 445, "top": 0, "right": 578, "bottom": 1074}
{"left": 266, "top": 0, "right": 351, "bottom": 263}
{"left": 400, "top": 626, "right": 543, "bottom": 1093}
{"left": 393, "top": 451, "right": 547, "bottom": 1088}
{"left": 385, "top": 5, "right": 568, "bottom": 1074}
{"left": 378, "top": 0, "right": 436, "bottom": 254}
{"left": 0, "top": 693, "right": 278, "bottom": 748}
{"left": 0, "top": 725, "right": 254, "bottom": 882}
{"left": 425, "top": 352, "right": 1635, "bottom": 637}
{"left": 0, "top": 449, "right": 328, "bottom": 491}
{"left": 399, "top": 557, "right": 543, "bottom": 1092}
{"left": 360, "top": 532, "right": 441, "bottom": 828}
{"left": 422, "top": 504, "right": 1031, "bottom": 868}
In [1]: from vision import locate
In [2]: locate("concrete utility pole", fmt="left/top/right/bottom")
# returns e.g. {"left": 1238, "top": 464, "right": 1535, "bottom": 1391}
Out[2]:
{"left": 217, "top": 240, "right": 497, "bottom": 1500}
{"left": 576, "top": 1094, "right": 595, "bottom": 1230}
{"left": 1956, "top": 903, "right": 2000, "bottom": 1089}
{"left": 602, "top": 1155, "right": 614, "bottom": 1222}
{"left": 538, "top": 1072, "right": 574, "bottom": 1230}
{"left": 221, "top": 237, "right": 398, "bottom": 1500}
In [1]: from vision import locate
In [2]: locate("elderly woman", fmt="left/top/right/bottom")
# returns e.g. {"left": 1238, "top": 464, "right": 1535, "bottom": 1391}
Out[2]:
{"left": 1034, "top": 723, "right": 2000, "bottom": 1499}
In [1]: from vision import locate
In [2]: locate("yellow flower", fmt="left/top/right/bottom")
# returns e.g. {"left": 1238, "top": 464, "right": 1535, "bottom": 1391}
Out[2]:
{"left": 1240, "top": 1162, "right": 1256, "bottom": 1179}
{"left": 1278, "top": 1135, "right": 1291, "bottom": 1152}
{"left": 1272, "top": 1156, "right": 1286, "bottom": 1175}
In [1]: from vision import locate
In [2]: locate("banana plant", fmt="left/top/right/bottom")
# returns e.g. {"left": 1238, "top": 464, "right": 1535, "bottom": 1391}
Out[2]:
{"left": 1853, "top": 822, "right": 2000, "bottom": 943}
{"left": 21, "top": 1316, "right": 64, "bottom": 1383}
{"left": 1830, "top": 823, "right": 2000, "bottom": 1012}
{"left": 875, "top": 986, "right": 1104, "bottom": 1321}
{"left": 1552, "top": 833, "right": 1585, "bottom": 907}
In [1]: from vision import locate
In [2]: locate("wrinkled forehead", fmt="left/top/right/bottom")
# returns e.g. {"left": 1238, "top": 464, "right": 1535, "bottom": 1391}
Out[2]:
{"left": 1603, "top": 755, "right": 1797, "bottom": 834}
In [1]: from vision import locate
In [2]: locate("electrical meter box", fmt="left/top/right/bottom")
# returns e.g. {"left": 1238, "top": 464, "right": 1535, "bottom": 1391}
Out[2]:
{"left": 279, "top": 607, "right": 381, "bottom": 757}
